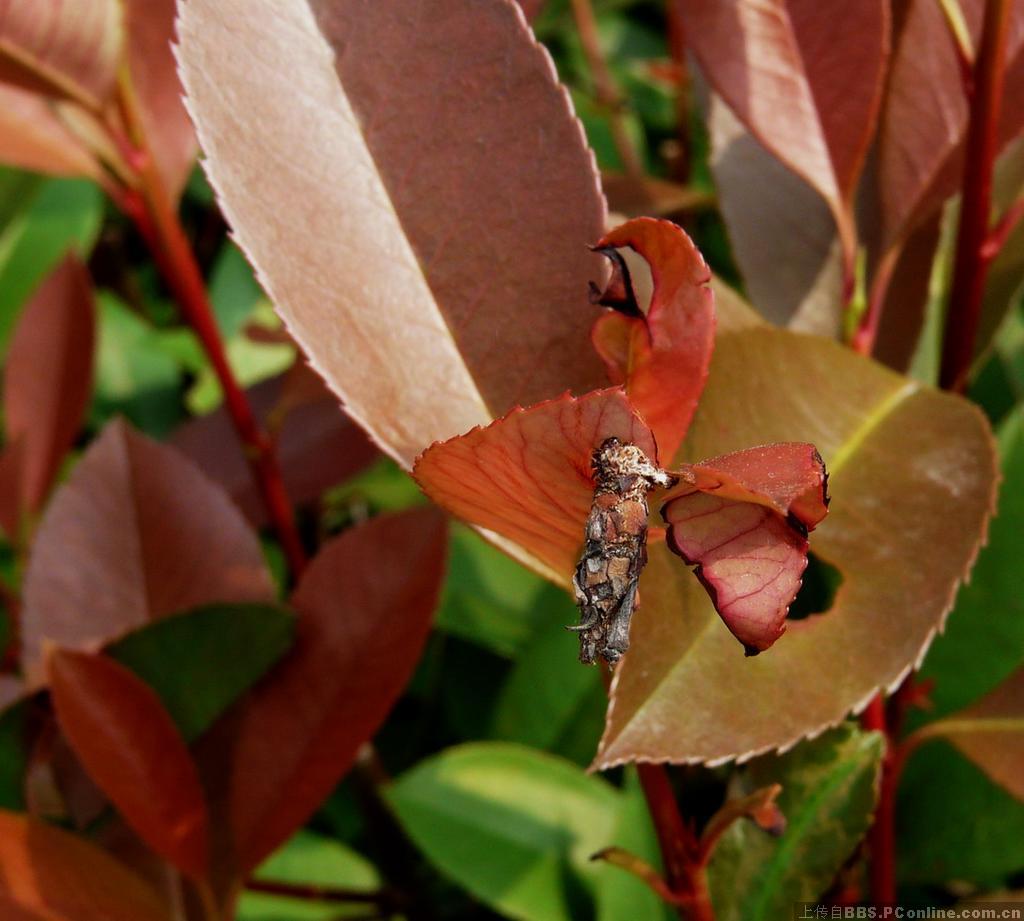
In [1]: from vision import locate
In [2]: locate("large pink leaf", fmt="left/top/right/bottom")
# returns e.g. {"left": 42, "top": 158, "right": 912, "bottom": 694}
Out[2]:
{"left": 413, "top": 389, "right": 657, "bottom": 579}
{"left": 0, "top": 84, "right": 101, "bottom": 178}
{"left": 4, "top": 254, "right": 95, "bottom": 515}
{"left": 663, "top": 444, "right": 828, "bottom": 653}
{"left": 21, "top": 419, "right": 275, "bottom": 683}
{"left": 202, "top": 508, "right": 446, "bottom": 874}
{"left": 678, "top": 0, "right": 889, "bottom": 261}
{"left": 48, "top": 649, "right": 209, "bottom": 879}
{"left": 172, "top": 365, "right": 378, "bottom": 527}
{"left": 123, "top": 0, "right": 195, "bottom": 201}
{"left": 0, "top": 810, "right": 170, "bottom": 921}
{"left": 591, "top": 218, "right": 714, "bottom": 464}
{"left": 876, "top": 0, "right": 1024, "bottom": 251}
{"left": 176, "top": 0, "right": 608, "bottom": 467}
{"left": 0, "top": 0, "right": 122, "bottom": 108}
{"left": 597, "top": 295, "right": 997, "bottom": 765}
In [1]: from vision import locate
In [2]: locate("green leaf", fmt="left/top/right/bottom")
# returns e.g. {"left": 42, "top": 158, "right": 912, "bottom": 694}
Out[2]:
{"left": 436, "top": 525, "right": 553, "bottom": 659}
{"left": 0, "top": 698, "right": 30, "bottom": 811}
{"left": 0, "top": 176, "right": 102, "bottom": 353}
{"left": 490, "top": 604, "right": 605, "bottom": 764}
{"left": 387, "top": 742, "right": 619, "bottom": 921}
{"left": 209, "top": 241, "right": 264, "bottom": 339}
{"left": 91, "top": 292, "right": 184, "bottom": 437}
{"left": 595, "top": 769, "right": 674, "bottom": 921}
{"left": 913, "top": 406, "right": 1024, "bottom": 724}
{"left": 238, "top": 829, "right": 380, "bottom": 921}
{"left": 897, "top": 740, "right": 1024, "bottom": 889}
{"left": 107, "top": 603, "right": 294, "bottom": 742}
{"left": 707, "top": 724, "right": 884, "bottom": 921}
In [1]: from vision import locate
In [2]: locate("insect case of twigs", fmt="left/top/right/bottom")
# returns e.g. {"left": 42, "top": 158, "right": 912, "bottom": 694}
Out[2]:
{"left": 570, "top": 437, "right": 676, "bottom": 666}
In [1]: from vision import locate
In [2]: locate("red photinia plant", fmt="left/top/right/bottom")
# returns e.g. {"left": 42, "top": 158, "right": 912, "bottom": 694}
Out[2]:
{"left": 414, "top": 218, "right": 829, "bottom": 657}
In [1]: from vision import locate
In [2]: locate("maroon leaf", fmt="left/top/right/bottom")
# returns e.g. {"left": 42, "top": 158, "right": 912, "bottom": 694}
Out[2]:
{"left": 662, "top": 444, "right": 828, "bottom": 653}
{"left": 0, "top": 810, "right": 170, "bottom": 921}
{"left": 176, "top": 0, "right": 608, "bottom": 467}
{"left": 4, "top": 254, "right": 95, "bottom": 515}
{"left": 678, "top": 0, "right": 889, "bottom": 265}
{"left": 21, "top": 419, "right": 275, "bottom": 683}
{"left": 205, "top": 508, "right": 446, "bottom": 874}
{"left": 414, "top": 390, "right": 657, "bottom": 580}
{"left": 47, "top": 648, "right": 209, "bottom": 879}
{"left": 591, "top": 218, "right": 715, "bottom": 465}
{"left": 172, "top": 364, "right": 378, "bottom": 526}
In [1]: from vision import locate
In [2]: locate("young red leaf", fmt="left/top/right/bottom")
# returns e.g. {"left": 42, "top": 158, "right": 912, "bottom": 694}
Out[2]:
{"left": 877, "top": 0, "right": 1024, "bottom": 250}
{"left": 205, "top": 508, "right": 446, "bottom": 874}
{"left": 591, "top": 218, "right": 715, "bottom": 464}
{"left": 0, "top": 84, "right": 101, "bottom": 178}
{"left": 177, "top": 0, "right": 608, "bottom": 467}
{"left": 0, "top": 0, "right": 122, "bottom": 108}
{"left": 122, "top": 0, "right": 196, "bottom": 202}
{"left": 4, "top": 254, "right": 95, "bottom": 515}
{"left": 172, "top": 364, "right": 378, "bottom": 527}
{"left": 47, "top": 648, "right": 209, "bottom": 878}
{"left": 21, "top": 419, "right": 275, "bottom": 683}
{"left": 677, "top": 0, "right": 889, "bottom": 264}
{"left": 0, "top": 809, "right": 170, "bottom": 921}
{"left": 414, "top": 390, "right": 657, "bottom": 579}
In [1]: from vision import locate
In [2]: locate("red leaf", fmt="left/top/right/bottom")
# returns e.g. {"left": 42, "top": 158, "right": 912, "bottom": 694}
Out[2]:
{"left": 0, "top": 85, "right": 101, "bottom": 178}
{"left": 21, "top": 419, "right": 274, "bottom": 683}
{"left": 877, "top": 0, "right": 1024, "bottom": 250}
{"left": 123, "top": 0, "right": 196, "bottom": 201}
{"left": 205, "top": 508, "right": 446, "bottom": 874}
{"left": 413, "top": 390, "right": 657, "bottom": 578}
{"left": 662, "top": 444, "right": 828, "bottom": 653}
{"left": 0, "top": 810, "right": 170, "bottom": 921}
{"left": 678, "top": 0, "right": 889, "bottom": 261}
{"left": 172, "top": 364, "right": 378, "bottom": 526}
{"left": 4, "top": 254, "right": 95, "bottom": 515}
{"left": 47, "top": 649, "right": 209, "bottom": 878}
{"left": 591, "top": 218, "right": 715, "bottom": 464}
{"left": 177, "top": 0, "right": 608, "bottom": 467}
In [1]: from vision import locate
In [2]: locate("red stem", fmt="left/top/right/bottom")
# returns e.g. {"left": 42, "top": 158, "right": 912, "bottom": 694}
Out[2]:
{"left": 122, "top": 186, "right": 308, "bottom": 577}
{"left": 636, "top": 763, "right": 715, "bottom": 921}
{"left": 939, "top": 0, "right": 1013, "bottom": 393}
{"left": 861, "top": 695, "right": 896, "bottom": 904}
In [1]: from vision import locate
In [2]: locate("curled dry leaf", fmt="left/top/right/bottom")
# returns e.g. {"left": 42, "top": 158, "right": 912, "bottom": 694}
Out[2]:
{"left": 663, "top": 444, "right": 829, "bottom": 654}
{"left": 591, "top": 218, "right": 715, "bottom": 464}
{"left": 47, "top": 649, "right": 209, "bottom": 879}
{"left": 21, "top": 419, "right": 275, "bottom": 684}
{"left": 677, "top": 0, "right": 889, "bottom": 265}
{"left": 0, "top": 0, "right": 122, "bottom": 108}
{"left": 910, "top": 667, "right": 1024, "bottom": 802}
{"left": 202, "top": 507, "right": 446, "bottom": 875}
{"left": 177, "top": 0, "right": 608, "bottom": 468}
{"left": 415, "top": 390, "right": 826, "bottom": 659}
{"left": 3, "top": 254, "right": 95, "bottom": 515}
{"left": 597, "top": 300, "right": 998, "bottom": 765}
{"left": 0, "top": 809, "right": 170, "bottom": 921}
